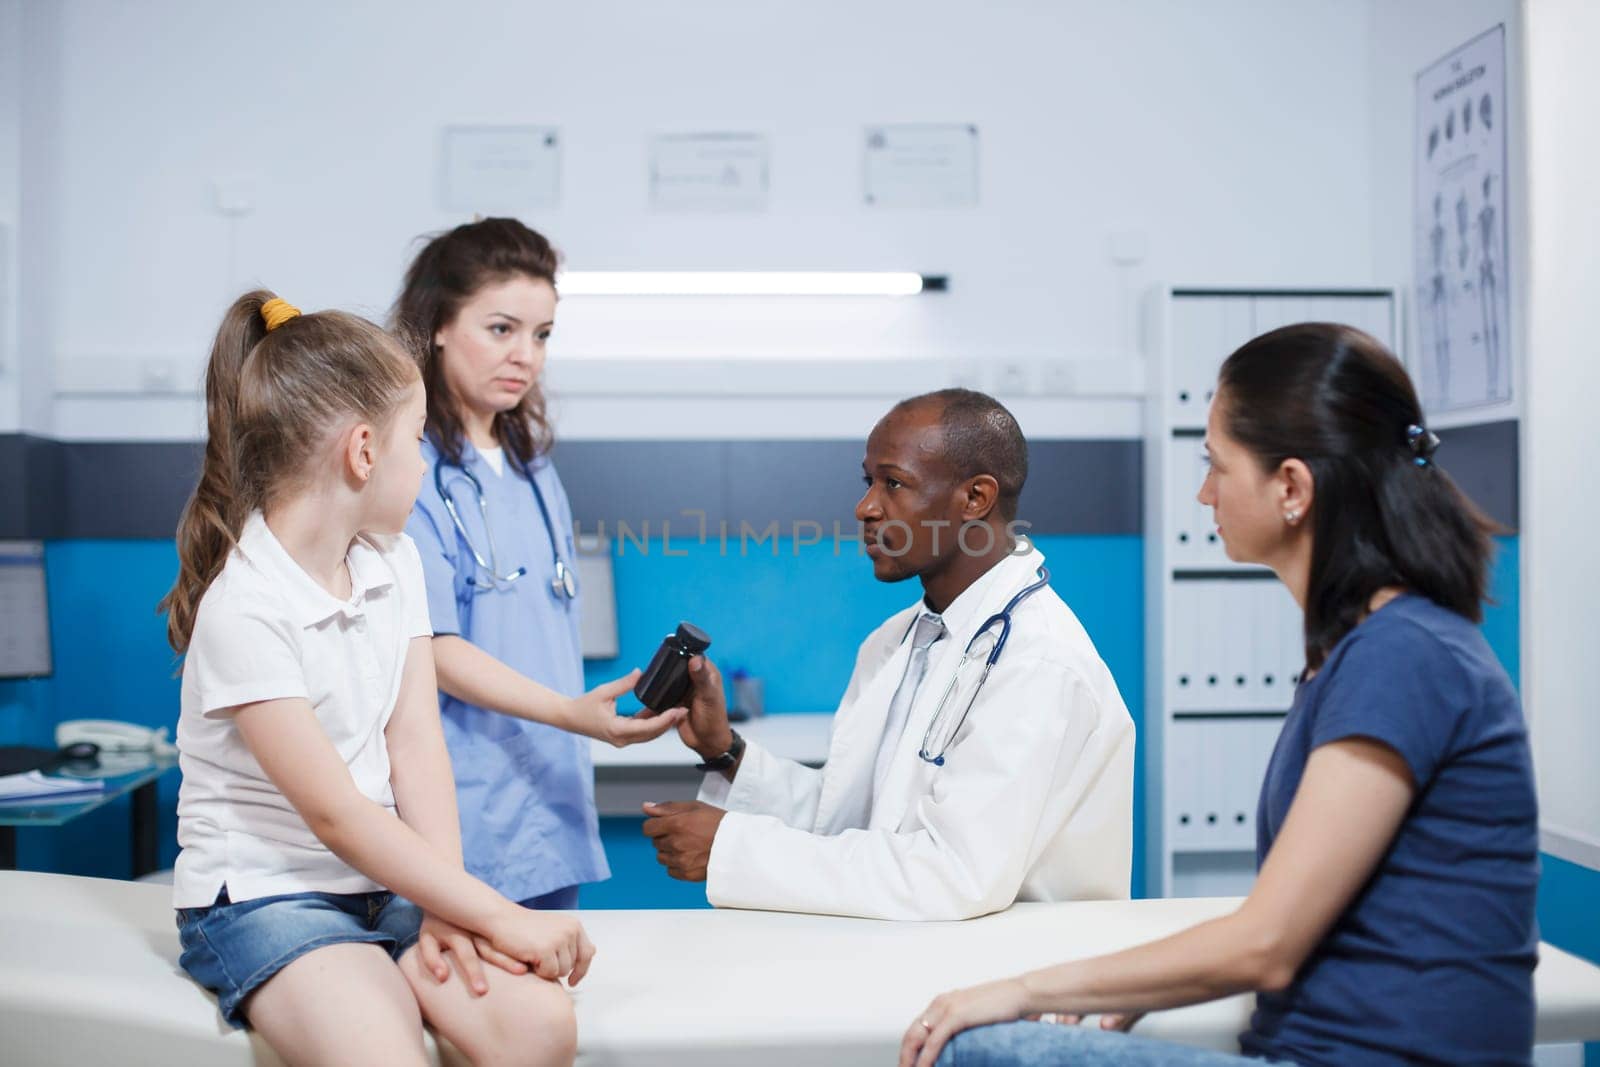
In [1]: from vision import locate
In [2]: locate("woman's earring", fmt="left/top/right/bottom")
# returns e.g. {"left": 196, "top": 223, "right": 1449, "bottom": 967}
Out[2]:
{"left": 1285, "top": 510, "right": 1301, "bottom": 525}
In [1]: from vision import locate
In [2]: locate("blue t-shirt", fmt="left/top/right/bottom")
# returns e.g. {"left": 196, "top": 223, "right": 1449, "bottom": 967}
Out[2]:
{"left": 1241, "top": 594, "right": 1538, "bottom": 1067}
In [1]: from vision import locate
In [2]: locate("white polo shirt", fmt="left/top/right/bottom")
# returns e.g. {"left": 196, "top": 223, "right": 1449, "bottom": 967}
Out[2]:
{"left": 172, "top": 512, "right": 433, "bottom": 908}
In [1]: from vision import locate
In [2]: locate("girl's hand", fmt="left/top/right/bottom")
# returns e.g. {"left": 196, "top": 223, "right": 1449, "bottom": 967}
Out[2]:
{"left": 900, "top": 978, "right": 1032, "bottom": 1067}
{"left": 417, "top": 913, "right": 528, "bottom": 996}
{"left": 485, "top": 906, "right": 597, "bottom": 986}
{"left": 570, "top": 670, "right": 688, "bottom": 747}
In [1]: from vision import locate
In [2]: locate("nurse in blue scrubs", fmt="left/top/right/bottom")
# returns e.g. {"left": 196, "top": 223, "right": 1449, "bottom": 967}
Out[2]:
{"left": 393, "top": 218, "right": 686, "bottom": 909}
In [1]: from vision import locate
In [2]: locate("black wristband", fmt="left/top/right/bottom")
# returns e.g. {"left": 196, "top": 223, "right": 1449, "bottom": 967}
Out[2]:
{"left": 694, "top": 729, "right": 746, "bottom": 773}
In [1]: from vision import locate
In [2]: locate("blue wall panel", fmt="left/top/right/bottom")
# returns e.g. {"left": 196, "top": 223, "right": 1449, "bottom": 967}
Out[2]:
{"left": 4, "top": 541, "right": 183, "bottom": 877}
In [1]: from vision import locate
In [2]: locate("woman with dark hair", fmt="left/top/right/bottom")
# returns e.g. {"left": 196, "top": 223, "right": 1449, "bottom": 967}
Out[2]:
{"left": 901, "top": 324, "right": 1537, "bottom": 1067}
{"left": 394, "top": 218, "right": 686, "bottom": 913}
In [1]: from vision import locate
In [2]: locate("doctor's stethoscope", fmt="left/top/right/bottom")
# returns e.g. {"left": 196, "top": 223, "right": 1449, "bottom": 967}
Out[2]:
{"left": 915, "top": 565, "right": 1051, "bottom": 767}
{"left": 434, "top": 453, "right": 578, "bottom": 602}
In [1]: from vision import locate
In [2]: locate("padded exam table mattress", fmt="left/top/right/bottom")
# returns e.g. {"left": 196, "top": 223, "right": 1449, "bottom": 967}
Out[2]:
{"left": 3, "top": 871, "right": 1598, "bottom": 1065}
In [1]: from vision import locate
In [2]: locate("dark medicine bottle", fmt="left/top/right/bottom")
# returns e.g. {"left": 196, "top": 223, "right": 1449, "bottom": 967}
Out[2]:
{"left": 633, "top": 622, "right": 712, "bottom": 711}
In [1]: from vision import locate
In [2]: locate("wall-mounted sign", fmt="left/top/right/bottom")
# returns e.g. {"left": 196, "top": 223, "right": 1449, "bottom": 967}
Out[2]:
{"left": 650, "top": 132, "right": 770, "bottom": 212}
{"left": 864, "top": 123, "right": 979, "bottom": 209}
{"left": 441, "top": 125, "right": 561, "bottom": 214}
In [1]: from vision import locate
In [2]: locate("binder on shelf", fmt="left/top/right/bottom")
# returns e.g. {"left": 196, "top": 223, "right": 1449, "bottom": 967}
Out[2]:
{"left": 1169, "top": 441, "right": 1199, "bottom": 563}
{"left": 1216, "top": 297, "right": 1254, "bottom": 401}
{"left": 1199, "top": 586, "right": 1226, "bottom": 705}
{"left": 1256, "top": 587, "right": 1286, "bottom": 708}
{"left": 1171, "top": 435, "right": 1221, "bottom": 567}
{"left": 1169, "top": 720, "right": 1202, "bottom": 850}
{"left": 1170, "top": 583, "right": 1200, "bottom": 710}
{"left": 1226, "top": 583, "right": 1255, "bottom": 707}
{"left": 1255, "top": 582, "right": 1288, "bottom": 710}
{"left": 1196, "top": 722, "right": 1221, "bottom": 847}
{"left": 1278, "top": 584, "right": 1305, "bottom": 695}
{"left": 1170, "top": 296, "right": 1222, "bottom": 421}
{"left": 1220, "top": 724, "right": 1248, "bottom": 847}
{"left": 1309, "top": 294, "right": 1395, "bottom": 349}
{"left": 1250, "top": 295, "right": 1314, "bottom": 337}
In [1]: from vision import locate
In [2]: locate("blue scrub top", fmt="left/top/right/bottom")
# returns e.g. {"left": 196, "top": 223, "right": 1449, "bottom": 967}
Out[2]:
{"left": 407, "top": 437, "right": 609, "bottom": 901}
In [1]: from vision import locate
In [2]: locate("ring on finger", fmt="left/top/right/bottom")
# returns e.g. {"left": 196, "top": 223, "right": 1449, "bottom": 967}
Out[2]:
{"left": 921, "top": 1017, "right": 933, "bottom": 1031}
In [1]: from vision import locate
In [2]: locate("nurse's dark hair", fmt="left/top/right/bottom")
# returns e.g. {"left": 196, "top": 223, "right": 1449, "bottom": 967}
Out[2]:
{"left": 894, "top": 388, "right": 1028, "bottom": 521}
{"left": 159, "top": 290, "right": 418, "bottom": 655}
{"left": 391, "top": 217, "right": 559, "bottom": 467}
{"left": 1217, "top": 323, "right": 1498, "bottom": 672}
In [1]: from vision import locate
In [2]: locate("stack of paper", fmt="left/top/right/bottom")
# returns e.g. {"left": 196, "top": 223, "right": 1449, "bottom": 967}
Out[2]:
{"left": 0, "top": 770, "right": 107, "bottom": 804}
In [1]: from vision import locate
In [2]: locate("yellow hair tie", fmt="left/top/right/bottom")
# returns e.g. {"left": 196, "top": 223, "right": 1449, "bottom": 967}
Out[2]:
{"left": 261, "top": 297, "right": 302, "bottom": 332}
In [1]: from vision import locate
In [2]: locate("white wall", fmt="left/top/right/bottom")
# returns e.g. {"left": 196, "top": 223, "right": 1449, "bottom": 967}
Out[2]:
{"left": 1366, "top": 0, "right": 1521, "bottom": 428}
{"left": 21, "top": 0, "right": 1384, "bottom": 440}
{"left": 1523, "top": 0, "right": 1600, "bottom": 868}
{"left": 0, "top": 0, "right": 22, "bottom": 433}
{"left": 12, "top": 0, "right": 63, "bottom": 439}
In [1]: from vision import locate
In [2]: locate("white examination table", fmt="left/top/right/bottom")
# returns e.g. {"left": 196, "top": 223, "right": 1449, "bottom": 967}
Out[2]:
{"left": 2, "top": 871, "right": 1598, "bottom": 1065}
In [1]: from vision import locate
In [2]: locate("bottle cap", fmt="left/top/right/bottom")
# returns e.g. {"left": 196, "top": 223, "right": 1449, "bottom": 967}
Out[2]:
{"left": 674, "top": 622, "right": 712, "bottom": 654}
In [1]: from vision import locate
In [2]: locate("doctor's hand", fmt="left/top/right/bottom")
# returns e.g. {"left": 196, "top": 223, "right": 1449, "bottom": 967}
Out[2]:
{"left": 640, "top": 800, "right": 726, "bottom": 882}
{"left": 566, "top": 669, "right": 688, "bottom": 748}
{"left": 674, "top": 655, "right": 735, "bottom": 761}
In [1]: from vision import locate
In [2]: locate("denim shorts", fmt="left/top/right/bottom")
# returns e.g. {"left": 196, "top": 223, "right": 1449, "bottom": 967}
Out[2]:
{"left": 175, "top": 886, "right": 423, "bottom": 1028}
{"left": 936, "top": 1021, "right": 1296, "bottom": 1067}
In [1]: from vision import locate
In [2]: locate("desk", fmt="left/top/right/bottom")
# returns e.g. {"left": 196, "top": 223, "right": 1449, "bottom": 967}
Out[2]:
{"left": 0, "top": 756, "right": 178, "bottom": 877}
{"left": 3, "top": 873, "right": 1598, "bottom": 1066}
{"left": 591, "top": 713, "right": 832, "bottom": 816}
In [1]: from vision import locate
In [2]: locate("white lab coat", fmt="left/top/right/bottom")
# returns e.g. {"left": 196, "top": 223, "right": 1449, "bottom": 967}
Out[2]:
{"left": 699, "top": 547, "right": 1135, "bottom": 920}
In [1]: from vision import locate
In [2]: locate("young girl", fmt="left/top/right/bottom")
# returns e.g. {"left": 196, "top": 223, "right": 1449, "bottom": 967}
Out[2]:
{"left": 394, "top": 218, "right": 682, "bottom": 911}
{"left": 900, "top": 324, "right": 1538, "bottom": 1067}
{"left": 162, "top": 291, "right": 592, "bottom": 1066}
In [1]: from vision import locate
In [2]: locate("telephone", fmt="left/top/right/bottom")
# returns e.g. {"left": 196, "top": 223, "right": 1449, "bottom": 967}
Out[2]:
{"left": 56, "top": 720, "right": 177, "bottom": 757}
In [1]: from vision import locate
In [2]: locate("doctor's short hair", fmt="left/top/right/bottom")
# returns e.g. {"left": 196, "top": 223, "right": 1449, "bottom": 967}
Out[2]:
{"left": 893, "top": 388, "right": 1028, "bottom": 521}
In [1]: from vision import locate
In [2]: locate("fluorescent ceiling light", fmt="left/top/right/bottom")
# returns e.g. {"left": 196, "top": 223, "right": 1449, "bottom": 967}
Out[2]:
{"left": 558, "top": 271, "right": 945, "bottom": 296}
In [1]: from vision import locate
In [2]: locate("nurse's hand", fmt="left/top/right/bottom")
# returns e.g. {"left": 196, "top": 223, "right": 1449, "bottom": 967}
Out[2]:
{"left": 568, "top": 670, "right": 688, "bottom": 748}
{"left": 676, "top": 655, "right": 735, "bottom": 761}
{"left": 641, "top": 799, "right": 726, "bottom": 881}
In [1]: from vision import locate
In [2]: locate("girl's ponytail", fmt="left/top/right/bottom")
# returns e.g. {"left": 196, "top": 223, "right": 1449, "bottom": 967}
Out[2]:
{"left": 160, "top": 291, "right": 275, "bottom": 653}
{"left": 160, "top": 289, "right": 414, "bottom": 654}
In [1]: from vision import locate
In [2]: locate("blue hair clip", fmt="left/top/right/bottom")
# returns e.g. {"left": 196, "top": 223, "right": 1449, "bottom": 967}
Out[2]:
{"left": 1406, "top": 424, "right": 1441, "bottom": 467}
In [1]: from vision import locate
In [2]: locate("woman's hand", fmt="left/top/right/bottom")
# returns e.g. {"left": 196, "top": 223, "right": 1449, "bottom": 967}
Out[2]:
{"left": 416, "top": 913, "right": 528, "bottom": 996}
{"left": 900, "top": 977, "right": 1032, "bottom": 1067}
{"left": 485, "top": 905, "right": 597, "bottom": 986}
{"left": 567, "top": 669, "right": 687, "bottom": 747}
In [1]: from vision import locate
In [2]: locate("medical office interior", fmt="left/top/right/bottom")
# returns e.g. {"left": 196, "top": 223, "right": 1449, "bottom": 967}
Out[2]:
{"left": 1, "top": 0, "right": 1599, "bottom": 1063}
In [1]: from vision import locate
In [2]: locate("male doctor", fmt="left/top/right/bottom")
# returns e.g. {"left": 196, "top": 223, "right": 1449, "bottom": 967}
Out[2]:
{"left": 642, "top": 389, "right": 1134, "bottom": 920}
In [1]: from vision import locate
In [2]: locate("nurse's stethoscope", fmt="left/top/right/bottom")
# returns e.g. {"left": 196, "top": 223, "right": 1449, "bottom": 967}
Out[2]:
{"left": 916, "top": 565, "right": 1051, "bottom": 767}
{"left": 433, "top": 450, "right": 578, "bottom": 602}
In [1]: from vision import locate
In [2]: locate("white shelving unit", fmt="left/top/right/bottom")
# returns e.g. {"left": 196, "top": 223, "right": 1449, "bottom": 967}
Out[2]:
{"left": 1144, "top": 286, "right": 1400, "bottom": 898}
